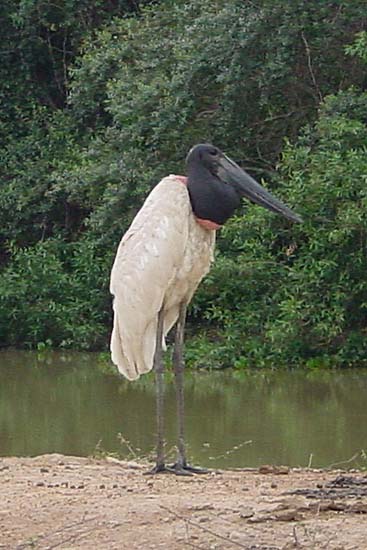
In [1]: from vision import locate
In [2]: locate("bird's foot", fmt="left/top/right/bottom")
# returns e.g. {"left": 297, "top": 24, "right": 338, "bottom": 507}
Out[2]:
{"left": 144, "top": 463, "right": 170, "bottom": 475}
{"left": 170, "top": 462, "right": 209, "bottom": 475}
{"left": 144, "top": 462, "right": 208, "bottom": 476}
{"left": 144, "top": 463, "right": 191, "bottom": 476}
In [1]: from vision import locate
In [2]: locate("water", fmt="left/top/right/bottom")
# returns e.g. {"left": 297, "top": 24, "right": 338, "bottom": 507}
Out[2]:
{"left": 1, "top": 350, "right": 366, "bottom": 469}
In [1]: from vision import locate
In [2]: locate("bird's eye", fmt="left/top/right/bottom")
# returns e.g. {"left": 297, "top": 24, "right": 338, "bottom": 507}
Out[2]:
{"left": 209, "top": 149, "right": 217, "bottom": 156}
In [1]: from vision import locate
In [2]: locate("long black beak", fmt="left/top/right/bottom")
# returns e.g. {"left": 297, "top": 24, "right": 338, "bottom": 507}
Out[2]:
{"left": 218, "top": 155, "right": 303, "bottom": 223}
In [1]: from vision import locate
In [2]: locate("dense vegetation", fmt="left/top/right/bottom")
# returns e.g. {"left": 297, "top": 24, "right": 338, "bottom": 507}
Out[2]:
{"left": 1, "top": 0, "right": 367, "bottom": 368}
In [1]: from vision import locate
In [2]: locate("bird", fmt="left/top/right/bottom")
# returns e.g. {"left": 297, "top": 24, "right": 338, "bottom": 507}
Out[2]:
{"left": 110, "top": 143, "right": 302, "bottom": 475}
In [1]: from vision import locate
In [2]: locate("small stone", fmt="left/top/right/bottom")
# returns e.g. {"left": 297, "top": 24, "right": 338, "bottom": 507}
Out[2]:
{"left": 162, "top": 517, "right": 171, "bottom": 523}
{"left": 190, "top": 504, "right": 215, "bottom": 512}
{"left": 40, "top": 467, "right": 49, "bottom": 473}
{"left": 248, "top": 514, "right": 269, "bottom": 523}
{"left": 239, "top": 507, "right": 254, "bottom": 519}
{"left": 348, "top": 502, "right": 367, "bottom": 513}
{"left": 35, "top": 481, "right": 45, "bottom": 487}
{"left": 259, "top": 464, "right": 289, "bottom": 475}
{"left": 273, "top": 508, "right": 302, "bottom": 521}
{"left": 259, "top": 465, "right": 273, "bottom": 474}
{"left": 198, "top": 516, "right": 209, "bottom": 523}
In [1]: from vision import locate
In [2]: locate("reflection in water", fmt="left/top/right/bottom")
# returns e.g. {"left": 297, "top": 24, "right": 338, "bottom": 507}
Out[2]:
{"left": 0, "top": 351, "right": 366, "bottom": 468}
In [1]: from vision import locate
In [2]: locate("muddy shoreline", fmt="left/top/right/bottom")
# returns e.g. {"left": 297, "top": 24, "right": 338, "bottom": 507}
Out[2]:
{"left": 1, "top": 454, "right": 366, "bottom": 549}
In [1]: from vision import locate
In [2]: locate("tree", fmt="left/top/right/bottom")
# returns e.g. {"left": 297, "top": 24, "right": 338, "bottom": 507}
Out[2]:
{"left": 1, "top": 1, "right": 367, "bottom": 358}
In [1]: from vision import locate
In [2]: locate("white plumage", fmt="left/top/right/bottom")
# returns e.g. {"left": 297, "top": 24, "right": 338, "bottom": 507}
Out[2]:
{"left": 110, "top": 175, "right": 215, "bottom": 381}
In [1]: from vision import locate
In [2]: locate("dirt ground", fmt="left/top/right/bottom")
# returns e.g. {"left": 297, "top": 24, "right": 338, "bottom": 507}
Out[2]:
{"left": 1, "top": 455, "right": 367, "bottom": 550}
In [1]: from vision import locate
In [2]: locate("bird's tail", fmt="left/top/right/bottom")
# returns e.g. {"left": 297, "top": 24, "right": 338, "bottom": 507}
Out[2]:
{"left": 110, "top": 318, "right": 136, "bottom": 381}
{"left": 110, "top": 301, "right": 156, "bottom": 380}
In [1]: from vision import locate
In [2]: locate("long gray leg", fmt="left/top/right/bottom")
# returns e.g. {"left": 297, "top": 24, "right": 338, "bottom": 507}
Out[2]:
{"left": 173, "top": 302, "right": 187, "bottom": 467}
{"left": 172, "top": 302, "right": 208, "bottom": 474}
{"left": 154, "top": 307, "right": 165, "bottom": 470}
{"left": 145, "top": 307, "right": 169, "bottom": 474}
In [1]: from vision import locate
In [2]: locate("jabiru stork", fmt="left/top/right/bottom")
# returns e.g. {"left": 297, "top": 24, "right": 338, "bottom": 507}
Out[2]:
{"left": 110, "top": 144, "right": 302, "bottom": 474}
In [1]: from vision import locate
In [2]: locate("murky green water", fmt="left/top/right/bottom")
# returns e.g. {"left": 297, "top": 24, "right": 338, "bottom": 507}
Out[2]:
{"left": 1, "top": 351, "right": 366, "bottom": 469}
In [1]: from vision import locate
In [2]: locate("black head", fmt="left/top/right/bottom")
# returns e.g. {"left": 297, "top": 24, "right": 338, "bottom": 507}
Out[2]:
{"left": 186, "top": 143, "right": 303, "bottom": 225}
{"left": 186, "top": 144, "right": 222, "bottom": 174}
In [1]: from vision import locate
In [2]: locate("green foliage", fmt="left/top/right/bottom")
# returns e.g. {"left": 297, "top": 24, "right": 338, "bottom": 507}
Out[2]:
{"left": 346, "top": 31, "right": 367, "bottom": 63}
{"left": 0, "top": 239, "right": 111, "bottom": 349}
{"left": 1, "top": 0, "right": 367, "bottom": 367}
{"left": 189, "top": 88, "right": 367, "bottom": 368}
{"left": 62, "top": 0, "right": 367, "bottom": 260}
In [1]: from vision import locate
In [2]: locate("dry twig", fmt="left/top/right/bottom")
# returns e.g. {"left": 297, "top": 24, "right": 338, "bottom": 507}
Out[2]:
{"left": 16, "top": 516, "right": 100, "bottom": 550}
{"left": 301, "top": 31, "right": 323, "bottom": 102}
{"left": 327, "top": 451, "right": 360, "bottom": 469}
{"left": 160, "top": 504, "right": 248, "bottom": 549}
